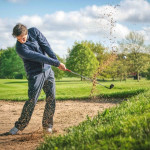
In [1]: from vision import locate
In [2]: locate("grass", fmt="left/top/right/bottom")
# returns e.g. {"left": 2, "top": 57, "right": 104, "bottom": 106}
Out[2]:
{"left": 0, "top": 77, "right": 150, "bottom": 149}
{"left": 37, "top": 85, "right": 150, "bottom": 150}
{"left": 0, "top": 78, "right": 149, "bottom": 101}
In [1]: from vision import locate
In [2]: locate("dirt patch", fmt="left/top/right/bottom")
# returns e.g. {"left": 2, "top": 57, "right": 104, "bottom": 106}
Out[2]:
{"left": 0, "top": 99, "right": 118, "bottom": 150}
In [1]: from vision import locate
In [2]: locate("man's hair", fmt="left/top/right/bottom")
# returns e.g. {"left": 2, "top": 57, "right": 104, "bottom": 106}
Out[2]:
{"left": 12, "top": 23, "right": 28, "bottom": 37}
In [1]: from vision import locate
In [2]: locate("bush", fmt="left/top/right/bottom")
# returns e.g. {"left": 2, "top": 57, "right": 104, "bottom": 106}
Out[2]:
{"left": 146, "top": 68, "right": 150, "bottom": 80}
{"left": 13, "top": 72, "right": 23, "bottom": 79}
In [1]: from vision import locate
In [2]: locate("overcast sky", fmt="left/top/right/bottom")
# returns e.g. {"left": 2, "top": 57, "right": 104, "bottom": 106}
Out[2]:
{"left": 0, "top": 0, "right": 150, "bottom": 57}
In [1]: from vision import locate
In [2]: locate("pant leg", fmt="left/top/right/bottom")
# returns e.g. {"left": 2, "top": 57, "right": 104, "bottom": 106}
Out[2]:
{"left": 15, "top": 72, "right": 45, "bottom": 131}
{"left": 42, "top": 69, "right": 56, "bottom": 129}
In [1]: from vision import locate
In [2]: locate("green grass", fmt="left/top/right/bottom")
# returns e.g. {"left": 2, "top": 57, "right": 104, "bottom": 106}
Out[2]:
{"left": 0, "top": 78, "right": 150, "bottom": 149}
{"left": 0, "top": 78, "right": 149, "bottom": 101}
{"left": 37, "top": 87, "right": 150, "bottom": 150}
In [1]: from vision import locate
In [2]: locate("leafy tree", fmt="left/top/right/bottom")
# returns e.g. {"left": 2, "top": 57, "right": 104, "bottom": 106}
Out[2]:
{"left": 143, "top": 52, "right": 150, "bottom": 80}
{"left": 114, "top": 54, "right": 128, "bottom": 81}
{"left": 120, "top": 31, "right": 149, "bottom": 81}
{"left": 0, "top": 47, "right": 26, "bottom": 79}
{"left": 74, "top": 40, "right": 105, "bottom": 63}
{"left": 0, "top": 47, "right": 66, "bottom": 79}
{"left": 103, "top": 60, "right": 119, "bottom": 81}
{"left": 98, "top": 54, "right": 127, "bottom": 81}
{"left": 146, "top": 67, "right": 150, "bottom": 80}
{"left": 66, "top": 43, "right": 99, "bottom": 80}
{"left": 51, "top": 54, "right": 65, "bottom": 80}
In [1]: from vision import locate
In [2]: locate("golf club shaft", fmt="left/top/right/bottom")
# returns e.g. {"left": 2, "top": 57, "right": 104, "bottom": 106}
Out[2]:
{"left": 66, "top": 69, "right": 110, "bottom": 89}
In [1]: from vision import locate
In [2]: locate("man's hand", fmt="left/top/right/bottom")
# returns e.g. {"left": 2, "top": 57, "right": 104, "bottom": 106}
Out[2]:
{"left": 58, "top": 63, "right": 66, "bottom": 71}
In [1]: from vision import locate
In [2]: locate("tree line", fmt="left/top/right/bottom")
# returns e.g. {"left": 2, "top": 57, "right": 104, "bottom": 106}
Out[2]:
{"left": 0, "top": 31, "right": 150, "bottom": 80}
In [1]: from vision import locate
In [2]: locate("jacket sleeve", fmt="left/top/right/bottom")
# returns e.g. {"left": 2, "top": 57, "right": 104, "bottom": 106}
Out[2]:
{"left": 16, "top": 44, "right": 60, "bottom": 67}
{"left": 33, "top": 27, "right": 58, "bottom": 60}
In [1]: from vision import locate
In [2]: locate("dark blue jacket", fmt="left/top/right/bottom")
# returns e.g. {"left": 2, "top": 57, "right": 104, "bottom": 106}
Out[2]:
{"left": 16, "top": 27, "right": 60, "bottom": 76}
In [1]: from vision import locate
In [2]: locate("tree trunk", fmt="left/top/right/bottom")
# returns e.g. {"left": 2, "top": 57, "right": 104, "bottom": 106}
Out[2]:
{"left": 120, "top": 74, "right": 123, "bottom": 82}
{"left": 81, "top": 71, "right": 83, "bottom": 81}
{"left": 137, "top": 71, "right": 140, "bottom": 82}
{"left": 124, "top": 74, "right": 127, "bottom": 82}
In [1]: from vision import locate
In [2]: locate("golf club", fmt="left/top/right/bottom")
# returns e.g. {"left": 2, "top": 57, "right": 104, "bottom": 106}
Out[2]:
{"left": 66, "top": 69, "right": 114, "bottom": 89}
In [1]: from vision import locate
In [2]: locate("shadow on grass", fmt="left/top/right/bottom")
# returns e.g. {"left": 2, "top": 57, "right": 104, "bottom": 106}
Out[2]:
{"left": 57, "top": 89, "right": 146, "bottom": 104}
{"left": 4, "top": 81, "right": 28, "bottom": 84}
{"left": 100, "top": 89, "right": 146, "bottom": 99}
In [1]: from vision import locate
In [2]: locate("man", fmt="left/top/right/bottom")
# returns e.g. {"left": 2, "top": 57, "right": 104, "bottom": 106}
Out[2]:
{"left": 9, "top": 23, "right": 66, "bottom": 135}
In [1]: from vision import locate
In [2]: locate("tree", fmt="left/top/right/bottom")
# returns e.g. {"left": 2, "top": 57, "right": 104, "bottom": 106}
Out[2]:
{"left": 146, "top": 67, "right": 150, "bottom": 80}
{"left": 51, "top": 54, "right": 65, "bottom": 80}
{"left": 116, "top": 56, "right": 128, "bottom": 81}
{"left": 66, "top": 43, "right": 99, "bottom": 80}
{"left": 75, "top": 40, "right": 106, "bottom": 63}
{"left": 120, "top": 31, "right": 149, "bottom": 81}
{"left": 0, "top": 47, "right": 26, "bottom": 79}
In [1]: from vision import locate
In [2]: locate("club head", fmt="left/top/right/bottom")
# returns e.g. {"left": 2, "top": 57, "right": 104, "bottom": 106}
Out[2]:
{"left": 110, "top": 84, "right": 114, "bottom": 89}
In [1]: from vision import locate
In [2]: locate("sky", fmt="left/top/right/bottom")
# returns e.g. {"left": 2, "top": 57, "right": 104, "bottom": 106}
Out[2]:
{"left": 0, "top": 0, "right": 150, "bottom": 57}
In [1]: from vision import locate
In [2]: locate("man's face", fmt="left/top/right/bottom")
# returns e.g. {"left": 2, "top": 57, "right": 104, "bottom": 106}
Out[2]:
{"left": 17, "top": 34, "right": 28, "bottom": 44}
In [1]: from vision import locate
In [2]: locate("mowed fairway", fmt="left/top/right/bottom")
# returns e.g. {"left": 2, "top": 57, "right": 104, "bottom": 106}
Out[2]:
{"left": 0, "top": 78, "right": 150, "bottom": 150}
{"left": 0, "top": 78, "right": 149, "bottom": 101}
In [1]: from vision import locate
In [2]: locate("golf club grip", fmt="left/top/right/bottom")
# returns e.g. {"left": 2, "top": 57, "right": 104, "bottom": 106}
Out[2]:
{"left": 66, "top": 69, "right": 71, "bottom": 72}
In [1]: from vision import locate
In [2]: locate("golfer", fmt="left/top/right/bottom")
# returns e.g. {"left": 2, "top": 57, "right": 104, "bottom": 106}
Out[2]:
{"left": 9, "top": 23, "right": 66, "bottom": 135}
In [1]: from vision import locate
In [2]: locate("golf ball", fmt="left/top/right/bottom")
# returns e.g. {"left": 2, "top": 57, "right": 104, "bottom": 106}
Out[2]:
{"left": 123, "top": 56, "right": 127, "bottom": 59}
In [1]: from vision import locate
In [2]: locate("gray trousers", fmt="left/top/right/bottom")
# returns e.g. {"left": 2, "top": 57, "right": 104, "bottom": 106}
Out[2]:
{"left": 15, "top": 68, "right": 56, "bottom": 131}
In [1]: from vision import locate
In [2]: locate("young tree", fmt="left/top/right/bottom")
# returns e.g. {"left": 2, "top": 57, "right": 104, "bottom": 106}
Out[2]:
{"left": 120, "top": 31, "right": 148, "bottom": 81}
{"left": 66, "top": 43, "right": 99, "bottom": 80}
{"left": 101, "top": 52, "right": 130, "bottom": 81}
